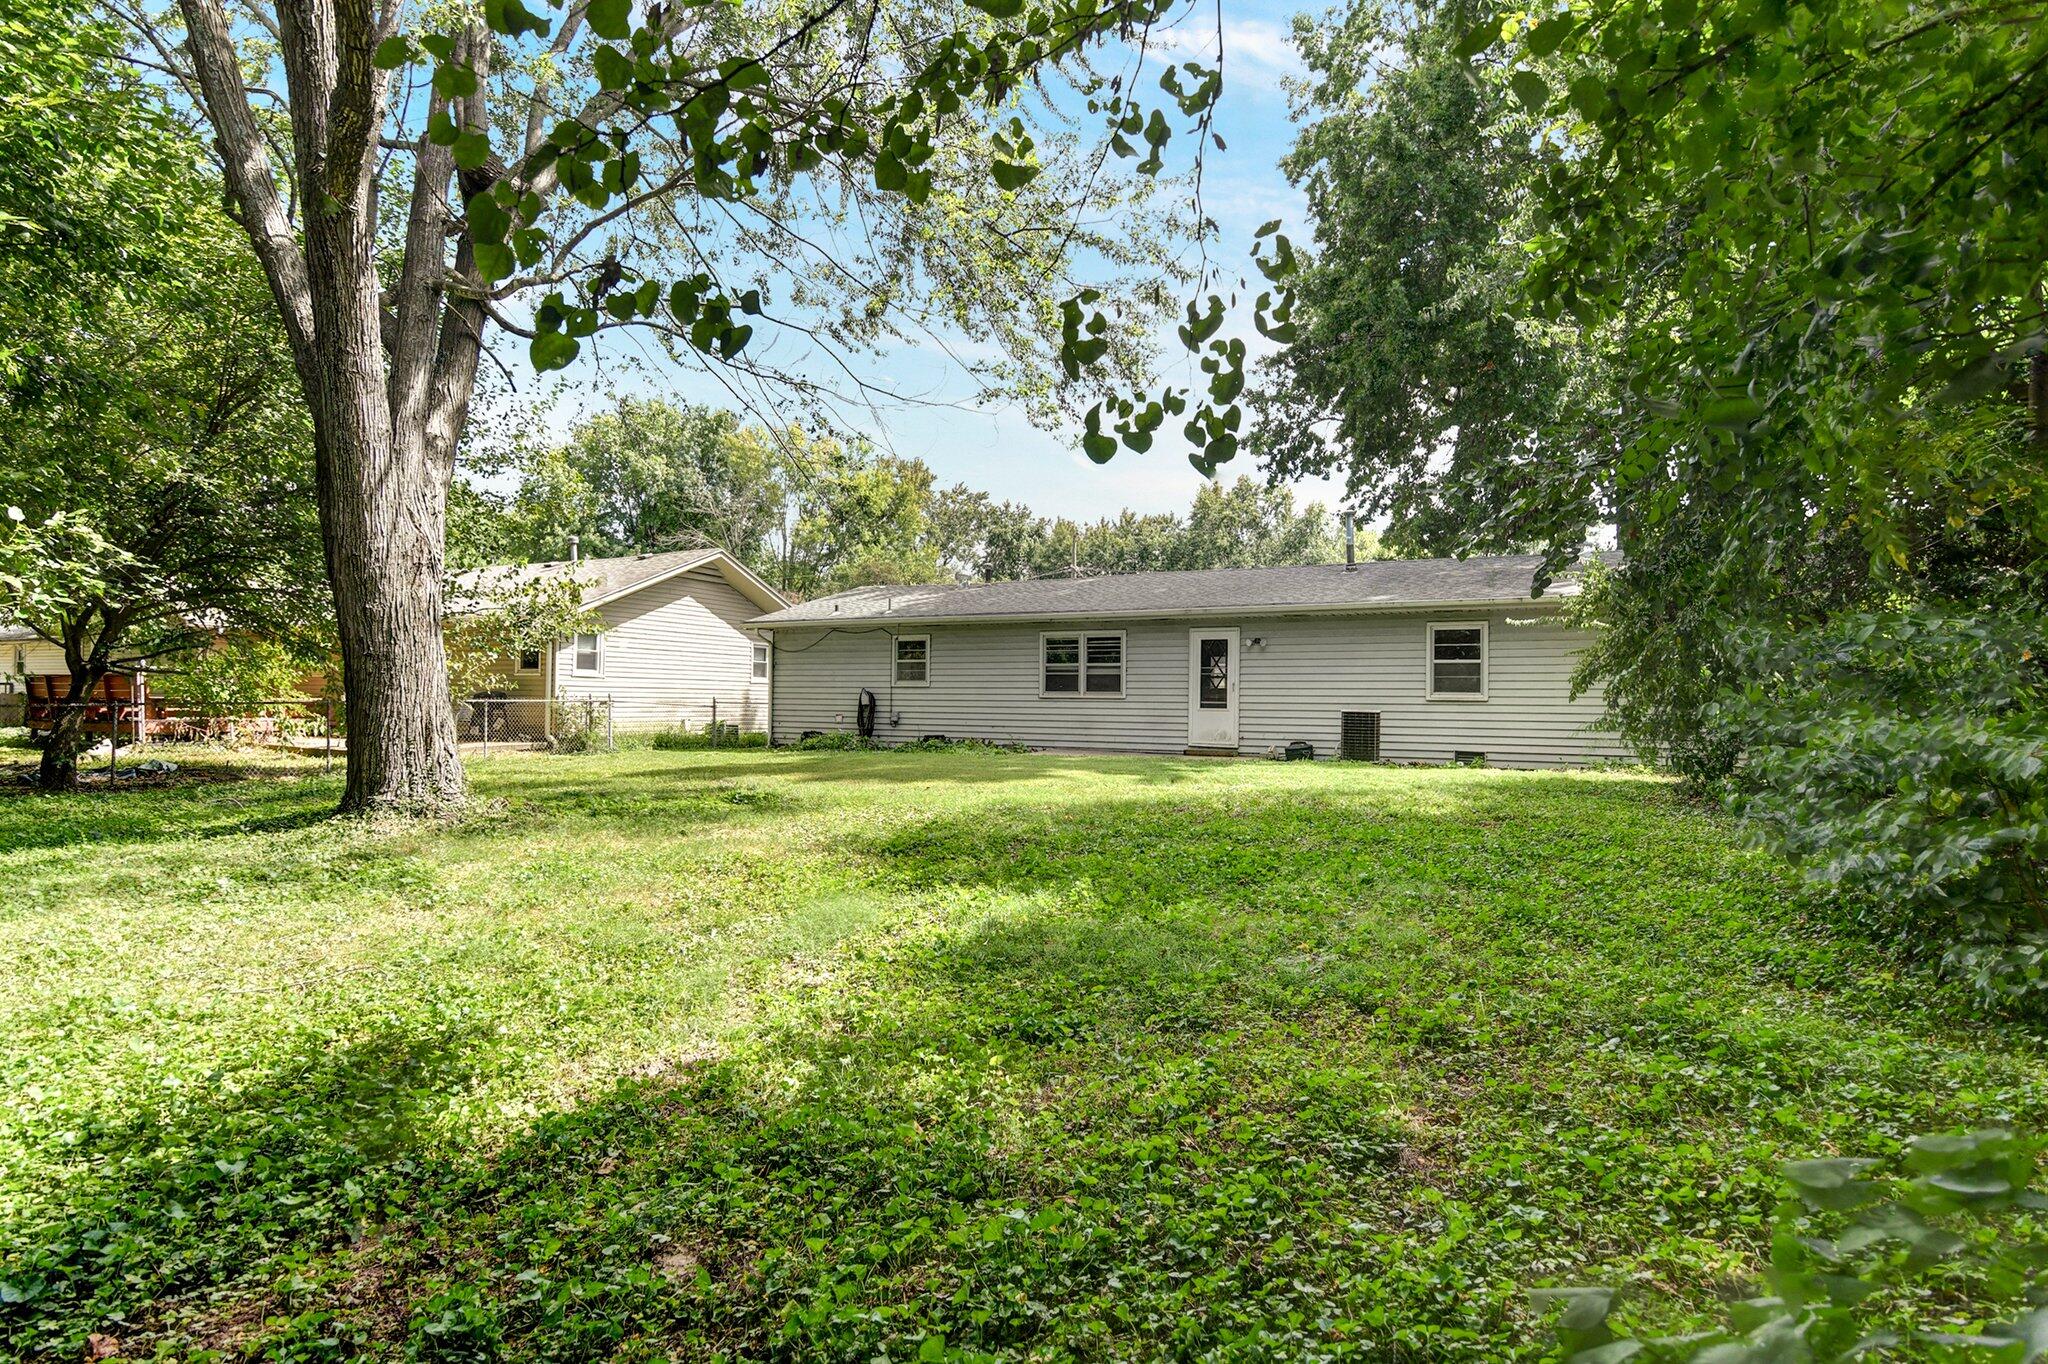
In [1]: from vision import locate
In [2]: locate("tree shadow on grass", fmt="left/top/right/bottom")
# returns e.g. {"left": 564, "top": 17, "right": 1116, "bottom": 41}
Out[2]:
{"left": 18, "top": 771, "right": 2034, "bottom": 1362}
{"left": 493, "top": 747, "right": 1212, "bottom": 794}
{"left": 0, "top": 1015, "right": 487, "bottom": 1359}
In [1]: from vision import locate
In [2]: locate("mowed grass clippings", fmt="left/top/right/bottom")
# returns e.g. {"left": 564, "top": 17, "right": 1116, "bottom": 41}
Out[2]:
{"left": 0, "top": 747, "right": 2042, "bottom": 1361}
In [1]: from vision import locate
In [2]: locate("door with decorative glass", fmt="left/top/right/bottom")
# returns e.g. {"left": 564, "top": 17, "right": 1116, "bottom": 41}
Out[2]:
{"left": 1186, "top": 628, "right": 1239, "bottom": 750}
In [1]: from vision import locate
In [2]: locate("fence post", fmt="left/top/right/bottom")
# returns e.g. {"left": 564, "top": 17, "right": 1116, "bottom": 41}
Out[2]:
{"left": 324, "top": 696, "right": 333, "bottom": 773}
{"left": 711, "top": 697, "right": 718, "bottom": 749}
{"left": 481, "top": 697, "right": 490, "bottom": 758}
{"left": 605, "top": 696, "right": 613, "bottom": 747}
{"left": 108, "top": 700, "right": 119, "bottom": 775}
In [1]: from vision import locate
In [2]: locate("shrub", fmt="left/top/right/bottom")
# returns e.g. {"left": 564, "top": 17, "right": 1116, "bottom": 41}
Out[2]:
{"left": 649, "top": 723, "right": 766, "bottom": 750}
{"left": 1537, "top": 1127, "right": 2048, "bottom": 1360}
{"left": 1715, "top": 605, "right": 2048, "bottom": 1003}
{"left": 547, "top": 706, "right": 613, "bottom": 754}
{"left": 789, "top": 731, "right": 879, "bottom": 751}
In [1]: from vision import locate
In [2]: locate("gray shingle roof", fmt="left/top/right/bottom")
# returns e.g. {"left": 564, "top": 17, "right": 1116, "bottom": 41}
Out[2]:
{"left": 753, "top": 555, "right": 1576, "bottom": 626}
{"left": 0, "top": 624, "right": 38, "bottom": 642}
{"left": 451, "top": 547, "right": 726, "bottom": 608}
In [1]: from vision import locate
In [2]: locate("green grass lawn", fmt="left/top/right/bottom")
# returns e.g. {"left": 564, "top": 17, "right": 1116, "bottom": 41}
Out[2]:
{"left": 1, "top": 747, "right": 2043, "bottom": 1361}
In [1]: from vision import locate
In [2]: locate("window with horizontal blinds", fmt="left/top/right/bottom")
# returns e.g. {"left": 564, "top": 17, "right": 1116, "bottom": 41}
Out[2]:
{"left": 1428, "top": 622, "right": 1486, "bottom": 698}
{"left": 1043, "top": 632, "right": 1123, "bottom": 696}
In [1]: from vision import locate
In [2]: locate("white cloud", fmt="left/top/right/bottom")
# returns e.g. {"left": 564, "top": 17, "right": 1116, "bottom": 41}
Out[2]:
{"left": 1140, "top": 18, "right": 1306, "bottom": 94}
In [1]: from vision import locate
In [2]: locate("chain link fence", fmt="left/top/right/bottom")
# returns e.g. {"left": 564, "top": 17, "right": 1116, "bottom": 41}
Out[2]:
{"left": 453, "top": 696, "right": 614, "bottom": 753}
{"left": 17, "top": 697, "right": 339, "bottom": 775}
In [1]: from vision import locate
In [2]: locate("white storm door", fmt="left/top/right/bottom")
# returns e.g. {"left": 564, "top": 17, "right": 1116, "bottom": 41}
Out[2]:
{"left": 1187, "top": 628, "right": 1239, "bottom": 749}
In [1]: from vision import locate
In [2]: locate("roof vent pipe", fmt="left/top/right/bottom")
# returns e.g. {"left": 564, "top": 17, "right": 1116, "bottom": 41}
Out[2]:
{"left": 569, "top": 534, "right": 581, "bottom": 563}
{"left": 1343, "top": 512, "right": 1357, "bottom": 571}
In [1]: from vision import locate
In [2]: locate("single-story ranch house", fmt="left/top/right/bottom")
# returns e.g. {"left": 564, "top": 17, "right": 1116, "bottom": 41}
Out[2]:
{"left": 751, "top": 555, "right": 1630, "bottom": 767}
{"left": 454, "top": 546, "right": 787, "bottom": 733}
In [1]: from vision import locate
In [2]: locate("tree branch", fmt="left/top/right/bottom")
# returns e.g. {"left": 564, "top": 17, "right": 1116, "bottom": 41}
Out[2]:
{"left": 176, "top": 0, "right": 317, "bottom": 357}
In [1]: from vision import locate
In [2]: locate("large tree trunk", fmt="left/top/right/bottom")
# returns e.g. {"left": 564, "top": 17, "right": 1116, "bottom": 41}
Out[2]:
{"left": 35, "top": 663, "right": 108, "bottom": 794}
{"left": 316, "top": 419, "right": 466, "bottom": 815}
{"left": 180, "top": 0, "right": 471, "bottom": 816}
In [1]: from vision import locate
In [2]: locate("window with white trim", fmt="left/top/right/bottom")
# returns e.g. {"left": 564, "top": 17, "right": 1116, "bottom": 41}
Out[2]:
{"left": 1427, "top": 621, "right": 1487, "bottom": 699}
{"left": 1042, "top": 632, "right": 1123, "bottom": 697}
{"left": 751, "top": 642, "right": 770, "bottom": 680}
{"left": 894, "top": 635, "right": 929, "bottom": 686}
{"left": 572, "top": 632, "right": 603, "bottom": 676}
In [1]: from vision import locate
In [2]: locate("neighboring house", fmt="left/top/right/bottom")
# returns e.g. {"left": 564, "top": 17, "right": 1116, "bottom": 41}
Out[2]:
{"left": 452, "top": 547, "right": 787, "bottom": 733}
{"left": 751, "top": 555, "right": 1631, "bottom": 767}
{"left": 0, "top": 625, "right": 65, "bottom": 693}
{"left": 0, "top": 626, "right": 62, "bottom": 725}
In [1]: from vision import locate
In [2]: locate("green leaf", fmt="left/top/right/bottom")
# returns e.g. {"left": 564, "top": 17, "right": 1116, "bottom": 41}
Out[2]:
{"left": 585, "top": 0, "right": 630, "bottom": 40}
{"left": 1452, "top": 14, "right": 1502, "bottom": 58}
{"left": 484, "top": 0, "right": 548, "bottom": 37}
{"left": 593, "top": 44, "right": 635, "bottom": 90}
{"left": 1700, "top": 396, "right": 1765, "bottom": 430}
{"left": 1524, "top": 14, "right": 1575, "bottom": 56}
{"left": 433, "top": 62, "right": 479, "bottom": 99}
{"left": 990, "top": 160, "right": 1038, "bottom": 191}
{"left": 466, "top": 191, "right": 511, "bottom": 244}
{"left": 1082, "top": 430, "right": 1117, "bottom": 464}
{"left": 1510, "top": 70, "right": 1549, "bottom": 114}
{"left": 530, "top": 331, "right": 580, "bottom": 371}
{"left": 451, "top": 130, "right": 491, "bottom": 171}
{"left": 1781, "top": 1157, "right": 1879, "bottom": 1210}
{"left": 472, "top": 241, "right": 514, "bottom": 282}
{"left": 372, "top": 35, "right": 410, "bottom": 69}
{"left": 964, "top": 0, "right": 1023, "bottom": 16}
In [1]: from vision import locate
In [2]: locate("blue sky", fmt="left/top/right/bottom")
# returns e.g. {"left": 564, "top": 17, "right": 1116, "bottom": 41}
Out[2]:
{"left": 522, "top": 0, "right": 1346, "bottom": 522}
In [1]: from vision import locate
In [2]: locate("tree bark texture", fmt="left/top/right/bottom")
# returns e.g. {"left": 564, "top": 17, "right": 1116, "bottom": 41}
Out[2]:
{"left": 180, "top": 0, "right": 470, "bottom": 814}
{"left": 33, "top": 662, "right": 108, "bottom": 794}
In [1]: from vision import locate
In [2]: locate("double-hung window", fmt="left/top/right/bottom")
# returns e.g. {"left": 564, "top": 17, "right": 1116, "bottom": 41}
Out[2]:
{"left": 1426, "top": 622, "right": 1487, "bottom": 700}
{"left": 894, "top": 635, "right": 929, "bottom": 686}
{"left": 1042, "top": 632, "right": 1123, "bottom": 697}
{"left": 751, "top": 642, "right": 770, "bottom": 681}
{"left": 572, "top": 632, "right": 603, "bottom": 676}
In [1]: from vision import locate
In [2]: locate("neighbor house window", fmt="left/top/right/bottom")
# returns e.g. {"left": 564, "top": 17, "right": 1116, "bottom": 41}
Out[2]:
{"left": 518, "top": 648, "right": 541, "bottom": 671}
{"left": 1043, "top": 632, "right": 1123, "bottom": 697}
{"left": 1427, "top": 621, "right": 1488, "bottom": 699}
{"left": 573, "top": 632, "right": 603, "bottom": 675}
{"left": 751, "top": 642, "right": 770, "bottom": 680}
{"left": 894, "top": 635, "right": 929, "bottom": 686}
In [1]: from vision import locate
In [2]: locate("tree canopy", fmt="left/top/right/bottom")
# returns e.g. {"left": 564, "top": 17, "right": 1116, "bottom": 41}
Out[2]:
{"left": 1252, "top": 0, "right": 1608, "bottom": 557}
{"left": 121, "top": 0, "right": 1298, "bottom": 810}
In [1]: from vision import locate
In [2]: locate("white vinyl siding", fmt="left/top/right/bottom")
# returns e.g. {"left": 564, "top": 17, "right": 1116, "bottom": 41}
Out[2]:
{"left": 552, "top": 565, "right": 772, "bottom": 732}
{"left": 2, "top": 637, "right": 66, "bottom": 693}
{"left": 768, "top": 610, "right": 1628, "bottom": 767}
